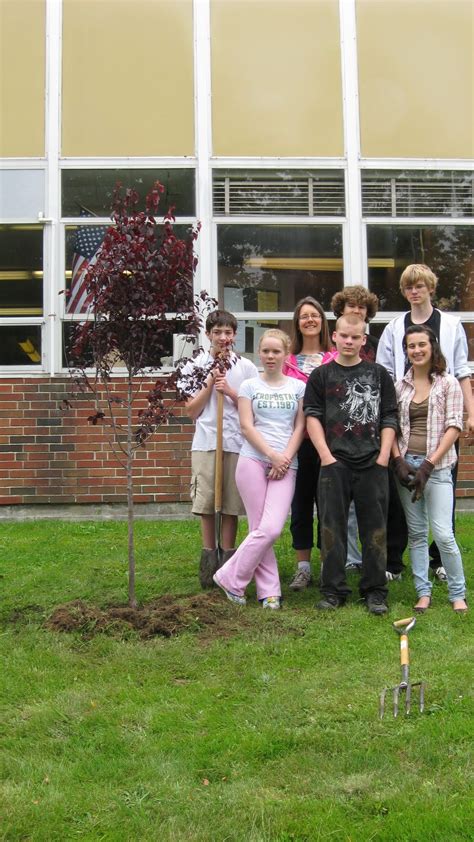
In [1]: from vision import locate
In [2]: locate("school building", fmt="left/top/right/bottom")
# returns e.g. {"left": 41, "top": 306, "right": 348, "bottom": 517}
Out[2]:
{"left": 0, "top": 0, "right": 473, "bottom": 517}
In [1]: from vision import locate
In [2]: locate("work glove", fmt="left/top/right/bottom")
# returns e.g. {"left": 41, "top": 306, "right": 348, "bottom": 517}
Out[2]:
{"left": 411, "top": 459, "right": 435, "bottom": 502}
{"left": 391, "top": 456, "right": 416, "bottom": 489}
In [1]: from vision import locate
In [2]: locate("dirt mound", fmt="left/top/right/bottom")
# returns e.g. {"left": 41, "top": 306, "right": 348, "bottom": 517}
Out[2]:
{"left": 46, "top": 591, "right": 249, "bottom": 640}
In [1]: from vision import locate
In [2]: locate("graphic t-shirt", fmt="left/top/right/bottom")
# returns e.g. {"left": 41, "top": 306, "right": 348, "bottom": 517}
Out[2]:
{"left": 238, "top": 376, "right": 306, "bottom": 468}
{"left": 303, "top": 360, "right": 398, "bottom": 469}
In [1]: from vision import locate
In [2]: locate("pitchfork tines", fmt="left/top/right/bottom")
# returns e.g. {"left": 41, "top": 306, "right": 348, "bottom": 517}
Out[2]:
{"left": 379, "top": 616, "right": 426, "bottom": 718}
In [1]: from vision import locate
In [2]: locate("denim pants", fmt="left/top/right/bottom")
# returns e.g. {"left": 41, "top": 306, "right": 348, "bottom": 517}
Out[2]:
{"left": 317, "top": 461, "right": 389, "bottom": 602}
{"left": 396, "top": 454, "right": 466, "bottom": 602}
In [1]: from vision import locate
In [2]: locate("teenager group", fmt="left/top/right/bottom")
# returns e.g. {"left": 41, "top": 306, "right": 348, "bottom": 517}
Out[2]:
{"left": 179, "top": 264, "right": 470, "bottom": 616}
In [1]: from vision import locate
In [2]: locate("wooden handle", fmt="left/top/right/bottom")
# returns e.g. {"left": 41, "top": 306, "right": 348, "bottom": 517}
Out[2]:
{"left": 399, "top": 634, "right": 410, "bottom": 667}
{"left": 393, "top": 617, "right": 416, "bottom": 628}
{"left": 215, "top": 391, "right": 224, "bottom": 512}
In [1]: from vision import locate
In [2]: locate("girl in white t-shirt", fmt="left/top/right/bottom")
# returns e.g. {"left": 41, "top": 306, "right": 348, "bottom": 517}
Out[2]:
{"left": 213, "top": 329, "right": 306, "bottom": 609}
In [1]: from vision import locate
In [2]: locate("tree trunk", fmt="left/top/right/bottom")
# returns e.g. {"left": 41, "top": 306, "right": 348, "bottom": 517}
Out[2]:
{"left": 127, "top": 375, "right": 137, "bottom": 608}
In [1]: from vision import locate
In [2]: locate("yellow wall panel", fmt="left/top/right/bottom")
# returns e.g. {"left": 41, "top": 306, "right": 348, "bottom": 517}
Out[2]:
{"left": 62, "top": 0, "right": 194, "bottom": 157}
{"left": 0, "top": 0, "right": 45, "bottom": 157}
{"left": 357, "top": 0, "right": 474, "bottom": 159}
{"left": 211, "top": 0, "right": 343, "bottom": 157}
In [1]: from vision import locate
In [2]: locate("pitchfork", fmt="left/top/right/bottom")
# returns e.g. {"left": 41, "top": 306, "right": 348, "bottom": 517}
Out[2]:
{"left": 379, "top": 616, "right": 426, "bottom": 718}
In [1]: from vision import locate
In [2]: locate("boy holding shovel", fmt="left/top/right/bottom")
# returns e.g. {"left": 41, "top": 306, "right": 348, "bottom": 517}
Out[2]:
{"left": 179, "top": 310, "right": 257, "bottom": 587}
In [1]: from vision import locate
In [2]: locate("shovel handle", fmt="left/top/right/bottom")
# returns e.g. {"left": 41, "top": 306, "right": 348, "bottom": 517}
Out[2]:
{"left": 393, "top": 617, "right": 416, "bottom": 628}
{"left": 215, "top": 390, "right": 224, "bottom": 513}
{"left": 399, "top": 634, "right": 410, "bottom": 667}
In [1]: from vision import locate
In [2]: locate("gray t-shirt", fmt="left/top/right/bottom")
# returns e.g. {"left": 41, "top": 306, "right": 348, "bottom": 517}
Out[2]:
{"left": 238, "top": 376, "right": 305, "bottom": 468}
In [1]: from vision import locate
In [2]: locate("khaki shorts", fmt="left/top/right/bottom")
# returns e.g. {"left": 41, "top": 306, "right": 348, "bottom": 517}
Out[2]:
{"left": 191, "top": 451, "right": 245, "bottom": 516}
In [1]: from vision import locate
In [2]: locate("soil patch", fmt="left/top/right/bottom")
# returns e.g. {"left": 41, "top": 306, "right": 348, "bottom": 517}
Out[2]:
{"left": 45, "top": 592, "right": 251, "bottom": 640}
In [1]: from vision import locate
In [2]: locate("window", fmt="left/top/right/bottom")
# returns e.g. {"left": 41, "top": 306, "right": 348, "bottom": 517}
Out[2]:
{"left": 62, "top": 168, "right": 195, "bottom": 217}
{"left": 0, "top": 226, "right": 43, "bottom": 316}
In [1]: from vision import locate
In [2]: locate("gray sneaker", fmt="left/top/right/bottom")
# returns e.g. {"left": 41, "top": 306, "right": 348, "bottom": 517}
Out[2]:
{"left": 386, "top": 571, "right": 403, "bottom": 582}
{"left": 433, "top": 566, "right": 448, "bottom": 583}
{"left": 289, "top": 569, "right": 312, "bottom": 591}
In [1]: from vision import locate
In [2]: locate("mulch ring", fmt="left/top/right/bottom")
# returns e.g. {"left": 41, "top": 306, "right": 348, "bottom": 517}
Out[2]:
{"left": 45, "top": 591, "right": 252, "bottom": 640}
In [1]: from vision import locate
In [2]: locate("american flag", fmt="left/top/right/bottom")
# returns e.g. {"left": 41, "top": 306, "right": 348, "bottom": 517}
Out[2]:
{"left": 67, "top": 211, "right": 106, "bottom": 314}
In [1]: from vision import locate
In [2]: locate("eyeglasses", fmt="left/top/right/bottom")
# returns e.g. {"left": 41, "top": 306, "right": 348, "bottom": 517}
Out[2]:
{"left": 299, "top": 314, "right": 321, "bottom": 322}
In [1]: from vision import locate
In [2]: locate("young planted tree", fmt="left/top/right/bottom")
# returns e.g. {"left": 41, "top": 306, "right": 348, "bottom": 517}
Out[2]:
{"left": 65, "top": 182, "right": 214, "bottom": 607}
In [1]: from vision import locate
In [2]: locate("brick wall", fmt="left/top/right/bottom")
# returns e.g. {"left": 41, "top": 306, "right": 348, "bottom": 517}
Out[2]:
{"left": 0, "top": 376, "right": 473, "bottom": 511}
{"left": 0, "top": 378, "right": 193, "bottom": 507}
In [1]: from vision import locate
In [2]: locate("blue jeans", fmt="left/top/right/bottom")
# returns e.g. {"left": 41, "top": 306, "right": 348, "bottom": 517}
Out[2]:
{"left": 396, "top": 454, "right": 466, "bottom": 602}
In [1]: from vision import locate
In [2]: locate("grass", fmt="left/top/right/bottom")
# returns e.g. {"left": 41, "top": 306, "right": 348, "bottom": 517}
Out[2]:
{"left": 0, "top": 517, "right": 473, "bottom": 841}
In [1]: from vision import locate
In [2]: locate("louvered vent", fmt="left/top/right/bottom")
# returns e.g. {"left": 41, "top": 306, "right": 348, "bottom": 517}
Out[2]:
{"left": 362, "top": 172, "right": 473, "bottom": 217}
{"left": 213, "top": 173, "right": 345, "bottom": 216}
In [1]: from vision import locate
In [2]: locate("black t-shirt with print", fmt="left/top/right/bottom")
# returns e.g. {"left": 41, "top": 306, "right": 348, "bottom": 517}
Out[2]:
{"left": 304, "top": 360, "right": 398, "bottom": 469}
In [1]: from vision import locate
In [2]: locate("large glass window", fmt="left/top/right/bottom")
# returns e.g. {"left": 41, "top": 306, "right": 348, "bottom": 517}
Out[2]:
{"left": 0, "top": 226, "right": 43, "bottom": 316}
{"left": 218, "top": 225, "right": 343, "bottom": 314}
{"left": 62, "top": 169, "right": 195, "bottom": 217}
{"left": 63, "top": 223, "right": 194, "bottom": 316}
{"left": 367, "top": 225, "right": 474, "bottom": 312}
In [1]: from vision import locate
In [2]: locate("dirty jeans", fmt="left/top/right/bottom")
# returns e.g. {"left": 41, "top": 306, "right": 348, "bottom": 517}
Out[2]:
{"left": 396, "top": 454, "right": 466, "bottom": 602}
{"left": 318, "top": 461, "right": 389, "bottom": 601}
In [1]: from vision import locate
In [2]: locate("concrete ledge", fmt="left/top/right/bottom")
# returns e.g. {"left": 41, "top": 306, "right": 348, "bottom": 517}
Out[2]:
{"left": 0, "top": 499, "right": 473, "bottom": 521}
{"left": 0, "top": 502, "right": 193, "bottom": 521}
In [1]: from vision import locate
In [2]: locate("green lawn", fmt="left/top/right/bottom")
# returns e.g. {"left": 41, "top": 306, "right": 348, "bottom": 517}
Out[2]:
{"left": 1, "top": 518, "right": 472, "bottom": 841}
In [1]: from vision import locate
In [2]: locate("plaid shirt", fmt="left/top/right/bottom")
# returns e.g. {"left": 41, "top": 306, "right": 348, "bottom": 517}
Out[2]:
{"left": 395, "top": 370, "right": 463, "bottom": 469}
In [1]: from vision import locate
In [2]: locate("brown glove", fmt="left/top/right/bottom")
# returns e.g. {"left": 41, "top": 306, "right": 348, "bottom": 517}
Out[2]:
{"left": 392, "top": 456, "right": 416, "bottom": 489}
{"left": 411, "top": 459, "right": 435, "bottom": 502}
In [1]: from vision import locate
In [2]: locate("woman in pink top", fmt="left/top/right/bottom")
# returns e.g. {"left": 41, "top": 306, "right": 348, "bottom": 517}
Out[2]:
{"left": 282, "top": 297, "right": 332, "bottom": 591}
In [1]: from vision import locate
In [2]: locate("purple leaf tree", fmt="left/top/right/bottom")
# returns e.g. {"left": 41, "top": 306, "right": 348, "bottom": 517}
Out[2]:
{"left": 65, "top": 182, "right": 215, "bottom": 607}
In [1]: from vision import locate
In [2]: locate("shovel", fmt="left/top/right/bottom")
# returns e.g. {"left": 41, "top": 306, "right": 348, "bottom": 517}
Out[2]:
{"left": 214, "top": 389, "right": 225, "bottom": 567}
{"left": 379, "top": 616, "right": 426, "bottom": 718}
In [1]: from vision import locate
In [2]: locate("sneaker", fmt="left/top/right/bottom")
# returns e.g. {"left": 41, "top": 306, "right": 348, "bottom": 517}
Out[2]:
{"left": 316, "top": 596, "right": 345, "bottom": 610}
{"left": 366, "top": 595, "right": 388, "bottom": 615}
{"left": 289, "top": 569, "right": 312, "bottom": 591}
{"left": 212, "top": 573, "right": 246, "bottom": 606}
{"left": 433, "top": 566, "right": 448, "bottom": 583}
{"left": 346, "top": 563, "right": 362, "bottom": 573}
{"left": 262, "top": 596, "right": 281, "bottom": 610}
{"left": 386, "top": 571, "right": 403, "bottom": 582}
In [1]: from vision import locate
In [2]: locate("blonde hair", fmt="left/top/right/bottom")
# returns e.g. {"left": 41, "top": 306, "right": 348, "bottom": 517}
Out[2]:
{"left": 399, "top": 264, "right": 438, "bottom": 295}
{"left": 334, "top": 314, "right": 366, "bottom": 333}
{"left": 258, "top": 328, "right": 291, "bottom": 354}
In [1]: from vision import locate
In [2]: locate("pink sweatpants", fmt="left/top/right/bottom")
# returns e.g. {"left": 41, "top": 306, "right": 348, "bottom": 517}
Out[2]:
{"left": 215, "top": 456, "right": 296, "bottom": 600}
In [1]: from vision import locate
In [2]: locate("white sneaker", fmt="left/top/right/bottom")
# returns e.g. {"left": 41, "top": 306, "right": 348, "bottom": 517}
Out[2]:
{"left": 212, "top": 573, "right": 246, "bottom": 605}
{"left": 288, "top": 569, "right": 312, "bottom": 591}
{"left": 433, "top": 566, "right": 448, "bottom": 583}
{"left": 262, "top": 596, "right": 281, "bottom": 610}
{"left": 386, "top": 571, "right": 403, "bottom": 582}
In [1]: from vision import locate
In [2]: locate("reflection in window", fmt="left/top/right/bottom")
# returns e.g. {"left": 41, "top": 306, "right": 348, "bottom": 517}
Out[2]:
{"left": 213, "top": 170, "right": 345, "bottom": 217}
{"left": 217, "top": 225, "right": 343, "bottom": 314}
{"left": 0, "top": 226, "right": 43, "bottom": 316}
{"left": 0, "top": 326, "right": 42, "bottom": 365}
{"left": 64, "top": 223, "right": 194, "bottom": 315}
{"left": 62, "top": 169, "right": 195, "bottom": 217}
{"left": 362, "top": 170, "right": 473, "bottom": 218}
{"left": 367, "top": 226, "right": 474, "bottom": 311}
{"left": 62, "top": 323, "right": 177, "bottom": 370}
